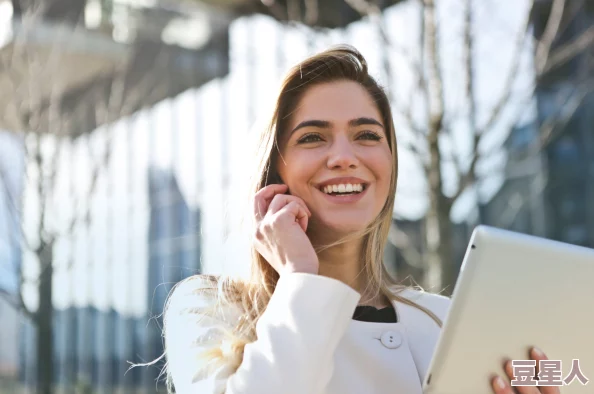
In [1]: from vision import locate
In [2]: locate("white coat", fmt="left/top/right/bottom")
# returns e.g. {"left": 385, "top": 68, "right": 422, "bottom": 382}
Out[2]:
{"left": 164, "top": 272, "right": 451, "bottom": 394}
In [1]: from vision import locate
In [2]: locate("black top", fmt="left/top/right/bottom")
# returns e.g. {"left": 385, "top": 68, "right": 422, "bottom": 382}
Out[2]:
{"left": 352, "top": 305, "right": 397, "bottom": 323}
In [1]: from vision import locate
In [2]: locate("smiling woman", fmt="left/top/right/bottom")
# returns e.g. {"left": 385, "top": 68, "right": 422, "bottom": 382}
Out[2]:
{"left": 161, "top": 46, "right": 557, "bottom": 394}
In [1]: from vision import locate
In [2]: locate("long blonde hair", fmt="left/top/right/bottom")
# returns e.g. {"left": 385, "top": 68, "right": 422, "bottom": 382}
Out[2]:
{"left": 162, "top": 45, "right": 442, "bottom": 392}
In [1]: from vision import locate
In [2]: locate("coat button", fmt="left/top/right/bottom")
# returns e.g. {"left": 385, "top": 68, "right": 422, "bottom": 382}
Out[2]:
{"left": 380, "top": 330, "right": 402, "bottom": 349}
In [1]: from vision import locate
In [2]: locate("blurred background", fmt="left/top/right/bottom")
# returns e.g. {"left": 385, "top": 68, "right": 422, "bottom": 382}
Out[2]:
{"left": 0, "top": 0, "right": 592, "bottom": 392}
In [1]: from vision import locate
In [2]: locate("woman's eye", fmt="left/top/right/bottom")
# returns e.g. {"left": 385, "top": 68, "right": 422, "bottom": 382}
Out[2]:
{"left": 297, "top": 133, "right": 323, "bottom": 143}
{"left": 358, "top": 131, "right": 382, "bottom": 141}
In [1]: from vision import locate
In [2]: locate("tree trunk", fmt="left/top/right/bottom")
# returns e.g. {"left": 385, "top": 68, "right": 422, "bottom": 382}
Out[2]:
{"left": 36, "top": 241, "right": 54, "bottom": 394}
{"left": 422, "top": 0, "right": 457, "bottom": 294}
{"left": 424, "top": 191, "right": 456, "bottom": 294}
{"left": 424, "top": 112, "right": 455, "bottom": 294}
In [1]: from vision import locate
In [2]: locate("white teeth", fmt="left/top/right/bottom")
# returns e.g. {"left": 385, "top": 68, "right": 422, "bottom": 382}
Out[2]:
{"left": 322, "top": 183, "right": 365, "bottom": 194}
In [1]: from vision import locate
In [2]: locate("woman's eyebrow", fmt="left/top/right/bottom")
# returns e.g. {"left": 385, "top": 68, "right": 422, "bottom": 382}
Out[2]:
{"left": 349, "top": 117, "right": 384, "bottom": 128}
{"left": 290, "top": 120, "right": 330, "bottom": 135}
{"left": 290, "top": 117, "right": 384, "bottom": 135}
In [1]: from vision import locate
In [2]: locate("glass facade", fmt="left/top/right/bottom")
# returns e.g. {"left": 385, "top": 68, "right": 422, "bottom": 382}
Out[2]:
{"left": 0, "top": 132, "right": 23, "bottom": 383}
{"left": 546, "top": 114, "right": 591, "bottom": 246}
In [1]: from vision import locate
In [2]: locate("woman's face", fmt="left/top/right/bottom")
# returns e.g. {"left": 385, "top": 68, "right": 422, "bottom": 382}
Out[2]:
{"left": 277, "top": 80, "right": 393, "bottom": 235}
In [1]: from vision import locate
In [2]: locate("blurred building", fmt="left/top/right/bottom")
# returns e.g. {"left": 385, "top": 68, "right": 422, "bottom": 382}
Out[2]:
{"left": 3, "top": 0, "right": 219, "bottom": 392}
{"left": 480, "top": 123, "right": 547, "bottom": 236}
{"left": 0, "top": 132, "right": 23, "bottom": 385}
{"left": 484, "top": 1, "right": 594, "bottom": 247}
{"left": 21, "top": 306, "right": 145, "bottom": 392}
{"left": 143, "top": 166, "right": 202, "bottom": 390}
{"left": 18, "top": 167, "right": 201, "bottom": 393}
{"left": 535, "top": 0, "right": 594, "bottom": 247}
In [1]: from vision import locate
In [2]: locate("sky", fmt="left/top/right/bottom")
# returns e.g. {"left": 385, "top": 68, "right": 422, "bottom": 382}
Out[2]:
{"left": 0, "top": 0, "right": 537, "bottom": 316}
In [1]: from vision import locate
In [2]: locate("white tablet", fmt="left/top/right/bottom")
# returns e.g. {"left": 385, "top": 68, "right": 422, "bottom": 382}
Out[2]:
{"left": 422, "top": 225, "right": 594, "bottom": 394}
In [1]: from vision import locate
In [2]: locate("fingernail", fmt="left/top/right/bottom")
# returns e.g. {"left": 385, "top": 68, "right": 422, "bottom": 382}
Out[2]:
{"left": 533, "top": 347, "right": 544, "bottom": 357}
{"left": 495, "top": 376, "right": 506, "bottom": 389}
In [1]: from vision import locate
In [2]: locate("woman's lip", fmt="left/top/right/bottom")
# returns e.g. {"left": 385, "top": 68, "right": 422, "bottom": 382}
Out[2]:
{"left": 316, "top": 177, "right": 369, "bottom": 190}
{"left": 316, "top": 185, "right": 369, "bottom": 204}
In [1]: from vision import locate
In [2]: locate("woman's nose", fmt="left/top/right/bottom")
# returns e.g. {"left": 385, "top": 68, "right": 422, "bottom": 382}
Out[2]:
{"left": 326, "top": 138, "right": 359, "bottom": 169}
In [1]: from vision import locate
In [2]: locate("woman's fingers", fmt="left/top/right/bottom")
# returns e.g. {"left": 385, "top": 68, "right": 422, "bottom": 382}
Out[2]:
{"left": 250, "top": 184, "right": 319, "bottom": 276}
{"left": 491, "top": 348, "right": 560, "bottom": 394}
{"left": 491, "top": 375, "right": 515, "bottom": 394}
{"left": 502, "top": 360, "right": 539, "bottom": 394}
{"left": 530, "top": 348, "right": 561, "bottom": 394}
{"left": 276, "top": 201, "right": 309, "bottom": 232}
{"left": 253, "top": 184, "right": 288, "bottom": 219}
{"left": 268, "top": 194, "right": 311, "bottom": 217}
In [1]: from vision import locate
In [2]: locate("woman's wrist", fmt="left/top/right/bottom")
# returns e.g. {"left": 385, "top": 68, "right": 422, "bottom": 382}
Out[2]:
{"left": 282, "top": 261, "right": 319, "bottom": 276}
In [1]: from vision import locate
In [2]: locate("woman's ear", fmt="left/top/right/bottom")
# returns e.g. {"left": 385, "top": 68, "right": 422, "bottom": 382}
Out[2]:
{"left": 266, "top": 172, "right": 284, "bottom": 185}
{"left": 271, "top": 170, "right": 284, "bottom": 185}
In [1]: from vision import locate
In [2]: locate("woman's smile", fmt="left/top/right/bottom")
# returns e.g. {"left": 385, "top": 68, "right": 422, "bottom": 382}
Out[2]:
{"left": 314, "top": 176, "right": 370, "bottom": 204}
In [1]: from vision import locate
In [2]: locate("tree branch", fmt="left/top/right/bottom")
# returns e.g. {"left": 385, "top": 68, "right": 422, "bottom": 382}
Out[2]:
{"left": 446, "top": 0, "right": 479, "bottom": 205}
{"left": 449, "top": 134, "right": 479, "bottom": 203}
{"left": 0, "top": 286, "right": 35, "bottom": 321}
{"left": 464, "top": 0, "right": 477, "bottom": 134}
{"left": 401, "top": 139, "right": 430, "bottom": 174}
{"left": 535, "top": 0, "right": 566, "bottom": 75}
{"left": 442, "top": 127, "right": 465, "bottom": 188}
{"left": 539, "top": 79, "right": 594, "bottom": 147}
{"left": 474, "top": 74, "right": 594, "bottom": 170}
{"left": 541, "top": 24, "right": 594, "bottom": 76}
{"left": 344, "top": 0, "right": 428, "bottom": 94}
{"left": 478, "top": 3, "right": 531, "bottom": 135}
{"left": 453, "top": 0, "right": 538, "bottom": 204}
{"left": 494, "top": 176, "right": 547, "bottom": 230}
{"left": 422, "top": 0, "right": 448, "bottom": 209}
{"left": 423, "top": 0, "right": 445, "bottom": 124}
{"left": 0, "top": 156, "right": 32, "bottom": 253}
{"left": 392, "top": 99, "right": 426, "bottom": 138}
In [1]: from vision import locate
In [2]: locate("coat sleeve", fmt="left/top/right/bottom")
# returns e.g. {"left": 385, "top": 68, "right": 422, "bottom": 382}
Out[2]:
{"left": 164, "top": 272, "right": 362, "bottom": 394}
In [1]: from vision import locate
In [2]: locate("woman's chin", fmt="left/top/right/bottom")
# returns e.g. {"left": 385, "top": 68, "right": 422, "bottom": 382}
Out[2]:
{"left": 309, "top": 219, "right": 370, "bottom": 238}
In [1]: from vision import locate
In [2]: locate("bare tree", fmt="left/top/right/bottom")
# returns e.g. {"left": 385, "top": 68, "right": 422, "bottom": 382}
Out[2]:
{"left": 0, "top": 2, "right": 173, "bottom": 393}
{"left": 341, "top": 0, "right": 594, "bottom": 293}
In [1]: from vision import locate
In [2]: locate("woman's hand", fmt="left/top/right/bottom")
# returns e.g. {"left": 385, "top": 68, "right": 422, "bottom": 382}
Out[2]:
{"left": 491, "top": 348, "right": 561, "bottom": 394}
{"left": 253, "top": 184, "right": 319, "bottom": 276}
